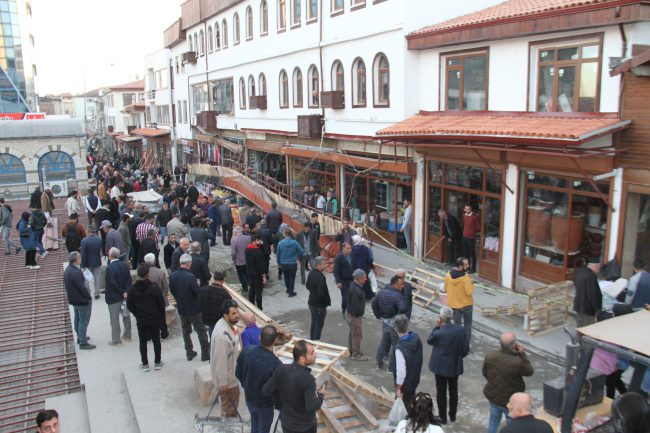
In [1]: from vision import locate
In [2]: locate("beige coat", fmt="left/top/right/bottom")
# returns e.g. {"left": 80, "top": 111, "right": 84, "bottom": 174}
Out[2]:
{"left": 148, "top": 266, "right": 169, "bottom": 305}
{"left": 210, "top": 318, "right": 241, "bottom": 389}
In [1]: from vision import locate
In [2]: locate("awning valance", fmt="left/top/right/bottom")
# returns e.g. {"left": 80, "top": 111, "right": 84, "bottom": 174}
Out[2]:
{"left": 131, "top": 128, "right": 171, "bottom": 138}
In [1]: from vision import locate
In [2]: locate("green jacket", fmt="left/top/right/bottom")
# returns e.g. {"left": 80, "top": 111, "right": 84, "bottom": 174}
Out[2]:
{"left": 482, "top": 348, "right": 534, "bottom": 407}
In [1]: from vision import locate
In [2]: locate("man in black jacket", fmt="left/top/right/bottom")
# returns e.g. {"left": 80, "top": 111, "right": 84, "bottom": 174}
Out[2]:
{"left": 573, "top": 258, "right": 602, "bottom": 327}
{"left": 297, "top": 223, "right": 321, "bottom": 285}
{"left": 306, "top": 256, "right": 331, "bottom": 340}
{"left": 105, "top": 247, "right": 132, "bottom": 345}
{"left": 163, "top": 233, "right": 178, "bottom": 271}
{"left": 138, "top": 228, "right": 160, "bottom": 268}
{"left": 187, "top": 181, "right": 199, "bottom": 204}
{"left": 29, "top": 186, "right": 42, "bottom": 210}
{"left": 169, "top": 254, "right": 210, "bottom": 361}
{"left": 263, "top": 340, "right": 326, "bottom": 433}
{"left": 255, "top": 220, "right": 274, "bottom": 277}
{"left": 170, "top": 237, "right": 190, "bottom": 272}
{"left": 245, "top": 207, "right": 262, "bottom": 231}
{"left": 333, "top": 242, "right": 354, "bottom": 317}
{"left": 392, "top": 314, "right": 423, "bottom": 411}
{"left": 189, "top": 241, "right": 211, "bottom": 287}
{"left": 219, "top": 200, "right": 234, "bottom": 246}
{"left": 199, "top": 270, "right": 232, "bottom": 337}
{"left": 127, "top": 263, "right": 167, "bottom": 371}
{"left": 265, "top": 201, "right": 283, "bottom": 234}
{"left": 501, "top": 393, "right": 553, "bottom": 433}
{"left": 347, "top": 269, "right": 368, "bottom": 361}
{"left": 439, "top": 209, "right": 463, "bottom": 265}
{"left": 236, "top": 325, "right": 282, "bottom": 433}
{"left": 64, "top": 252, "right": 95, "bottom": 349}
{"left": 372, "top": 275, "right": 406, "bottom": 371}
{"left": 128, "top": 211, "right": 143, "bottom": 269}
{"left": 245, "top": 235, "right": 267, "bottom": 309}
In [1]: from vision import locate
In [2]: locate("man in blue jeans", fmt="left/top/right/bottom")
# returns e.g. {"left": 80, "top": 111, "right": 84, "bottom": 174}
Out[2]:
{"left": 482, "top": 332, "right": 533, "bottom": 433}
{"left": 63, "top": 251, "right": 96, "bottom": 350}
{"left": 276, "top": 229, "right": 304, "bottom": 298}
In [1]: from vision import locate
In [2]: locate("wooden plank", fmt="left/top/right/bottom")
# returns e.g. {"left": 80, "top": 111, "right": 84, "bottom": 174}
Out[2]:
{"left": 332, "top": 376, "right": 379, "bottom": 429}
{"left": 320, "top": 403, "right": 347, "bottom": 433}
{"left": 330, "top": 367, "right": 393, "bottom": 408}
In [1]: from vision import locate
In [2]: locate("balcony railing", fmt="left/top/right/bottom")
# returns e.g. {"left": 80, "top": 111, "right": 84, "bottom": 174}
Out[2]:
{"left": 147, "top": 90, "right": 156, "bottom": 100}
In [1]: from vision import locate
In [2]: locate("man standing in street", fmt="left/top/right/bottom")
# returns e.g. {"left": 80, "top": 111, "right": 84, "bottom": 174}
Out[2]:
{"left": 372, "top": 275, "right": 406, "bottom": 371}
{"left": 573, "top": 257, "right": 602, "bottom": 327}
{"left": 335, "top": 218, "right": 357, "bottom": 250}
{"left": 276, "top": 229, "right": 304, "bottom": 298}
{"left": 392, "top": 314, "right": 423, "bottom": 411}
{"left": 265, "top": 201, "right": 283, "bottom": 234}
{"left": 461, "top": 204, "right": 480, "bottom": 273}
{"left": 210, "top": 299, "right": 241, "bottom": 417}
{"left": 118, "top": 214, "right": 131, "bottom": 258}
{"left": 189, "top": 216, "right": 214, "bottom": 261}
{"left": 138, "top": 228, "right": 160, "bottom": 268}
{"left": 199, "top": 269, "right": 232, "bottom": 337}
{"left": 163, "top": 232, "right": 178, "bottom": 271}
{"left": 306, "top": 256, "right": 331, "bottom": 341}
{"left": 64, "top": 252, "right": 95, "bottom": 349}
{"left": 156, "top": 202, "right": 173, "bottom": 245}
{"left": 333, "top": 242, "right": 354, "bottom": 316}
{"left": 0, "top": 198, "right": 21, "bottom": 255}
{"left": 445, "top": 257, "right": 474, "bottom": 345}
{"left": 170, "top": 237, "right": 191, "bottom": 272}
{"left": 166, "top": 212, "right": 189, "bottom": 241}
{"left": 104, "top": 247, "right": 132, "bottom": 345}
{"left": 500, "top": 393, "right": 553, "bottom": 433}
{"left": 189, "top": 241, "right": 211, "bottom": 287}
{"left": 347, "top": 269, "right": 369, "bottom": 361}
{"left": 127, "top": 263, "right": 167, "bottom": 372}
{"left": 255, "top": 220, "right": 274, "bottom": 277}
{"left": 297, "top": 222, "right": 320, "bottom": 285}
{"left": 483, "top": 332, "right": 534, "bottom": 433}
{"left": 80, "top": 225, "right": 103, "bottom": 299}
{"left": 219, "top": 199, "right": 234, "bottom": 246}
{"left": 400, "top": 198, "right": 413, "bottom": 255}
{"left": 439, "top": 209, "right": 462, "bottom": 265}
{"left": 246, "top": 234, "right": 267, "bottom": 308}
{"left": 427, "top": 306, "right": 469, "bottom": 424}
{"left": 231, "top": 227, "right": 251, "bottom": 293}
{"left": 169, "top": 254, "right": 210, "bottom": 361}
{"left": 396, "top": 268, "right": 413, "bottom": 320}
{"left": 103, "top": 220, "right": 127, "bottom": 259}
{"left": 143, "top": 253, "right": 170, "bottom": 307}
{"left": 236, "top": 325, "right": 282, "bottom": 433}
{"left": 263, "top": 340, "right": 326, "bottom": 433}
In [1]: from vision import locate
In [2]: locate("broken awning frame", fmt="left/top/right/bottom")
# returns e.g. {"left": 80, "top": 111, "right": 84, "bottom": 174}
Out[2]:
{"left": 376, "top": 138, "right": 625, "bottom": 210}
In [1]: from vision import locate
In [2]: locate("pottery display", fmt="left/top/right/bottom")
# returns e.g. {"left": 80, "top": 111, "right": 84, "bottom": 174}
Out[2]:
{"left": 527, "top": 206, "right": 551, "bottom": 244}
{"left": 588, "top": 205, "right": 601, "bottom": 227}
{"left": 551, "top": 211, "right": 585, "bottom": 252}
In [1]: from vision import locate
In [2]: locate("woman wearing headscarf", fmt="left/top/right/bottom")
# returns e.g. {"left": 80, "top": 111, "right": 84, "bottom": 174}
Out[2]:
{"left": 17, "top": 211, "right": 39, "bottom": 269}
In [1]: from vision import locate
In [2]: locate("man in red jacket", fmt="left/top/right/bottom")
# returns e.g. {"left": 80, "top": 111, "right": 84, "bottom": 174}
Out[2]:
{"left": 462, "top": 205, "right": 480, "bottom": 274}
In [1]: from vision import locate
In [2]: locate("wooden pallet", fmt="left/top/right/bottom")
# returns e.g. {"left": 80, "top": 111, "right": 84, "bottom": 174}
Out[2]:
{"left": 274, "top": 339, "right": 348, "bottom": 376}
{"left": 525, "top": 280, "right": 572, "bottom": 336}
{"left": 374, "top": 263, "right": 442, "bottom": 308}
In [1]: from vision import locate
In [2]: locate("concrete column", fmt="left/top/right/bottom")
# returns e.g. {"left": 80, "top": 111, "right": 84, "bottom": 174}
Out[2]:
{"left": 413, "top": 154, "right": 426, "bottom": 260}
{"left": 607, "top": 168, "right": 623, "bottom": 261}
{"left": 500, "top": 163, "right": 519, "bottom": 289}
{"left": 339, "top": 164, "right": 346, "bottom": 219}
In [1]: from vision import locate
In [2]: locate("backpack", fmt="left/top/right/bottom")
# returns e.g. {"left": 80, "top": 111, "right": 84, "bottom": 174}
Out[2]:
{"left": 65, "top": 223, "right": 81, "bottom": 252}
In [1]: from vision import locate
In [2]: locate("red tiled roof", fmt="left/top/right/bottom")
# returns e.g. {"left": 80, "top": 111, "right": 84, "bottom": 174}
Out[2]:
{"left": 409, "top": 0, "right": 636, "bottom": 37}
{"left": 375, "top": 111, "right": 630, "bottom": 144}
{"left": 108, "top": 79, "right": 145, "bottom": 91}
{"left": 130, "top": 128, "right": 171, "bottom": 138}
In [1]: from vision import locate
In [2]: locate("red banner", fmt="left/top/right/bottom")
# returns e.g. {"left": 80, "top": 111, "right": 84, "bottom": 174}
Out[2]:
{"left": 0, "top": 112, "right": 46, "bottom": 120}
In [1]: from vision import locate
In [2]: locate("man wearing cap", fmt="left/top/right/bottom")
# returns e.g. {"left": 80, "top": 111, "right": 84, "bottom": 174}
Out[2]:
{"left": 103, "top": 220, "right": 127, "bottom": 258}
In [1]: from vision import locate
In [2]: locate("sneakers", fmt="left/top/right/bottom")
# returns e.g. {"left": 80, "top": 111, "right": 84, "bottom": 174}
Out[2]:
{"left": 79, "top": 343, "right": 96, "bottom": 350}
{"left": 154, "top": 362, "right": 163, "bottom": 370}
{"left": 15, "top": 247, "right": 22, "bottom": 255}
{"left": 140, "top": 364, "right": 150, "bottom": 372}
{"left": 122, "top": 336, "right": 131, "bottom": 341}
{"left": 108, "top": 340, "right": 122, "bottom": 346}
{"left": 29, "top": 265, "right": 41, "bottom": 270}
{"left": 350, "top": 354, "right": 369, "bottom": 361}
{"left": 40, "top": 251, "right": 48, "bottom": 259}
{"left": 201, "top": 353, "right": 210, "bottom": 362}
{"left": 288, "top": 292, "right": 297, "bottom": 297}
{"left": 187, "top": 350, "right": 198, "bottom": 361}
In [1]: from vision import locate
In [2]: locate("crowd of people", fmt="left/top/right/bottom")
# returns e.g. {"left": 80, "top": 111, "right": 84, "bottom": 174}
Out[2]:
{"left": 3, "top": 152, "right": 648, "bottom": 433}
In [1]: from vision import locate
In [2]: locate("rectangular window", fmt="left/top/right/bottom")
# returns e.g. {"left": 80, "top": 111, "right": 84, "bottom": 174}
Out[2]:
{"left": 331, "top": 0, "right": 343, "bottom": 14}
{"left": 278, "top": 0, "right": 286, "bottom": 30}
{"left": 192, "top": 83, "right": 209, "bottom": 118}
{"left": 177, "top": 101, "right": 182, "bottom": 123}
{"left": 211, "top": 78, "right": 234, "bottom": 115}
{"left": 122, "top": 93, "right": 134, "bottom": 106}
{"left": 292, "top": 0, "right": 301, "bottom": 25}
{"left": 308, "top": 0, "right": 318, "bottom": 21}
{"left": 182, "top": 100, "right": 188, "bottom": 124}
{"left": 443, "top": 51, "right": 488, "bottom": 111}
{"left": 532, "top": 38, "right": 601, "bottom": 112}
{"left": 351, "top": 0, "right": 365, "bottom": 8}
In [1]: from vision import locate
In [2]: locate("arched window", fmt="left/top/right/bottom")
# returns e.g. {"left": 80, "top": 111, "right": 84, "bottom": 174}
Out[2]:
{"left": 373, "top": 53, "right": 389, "bottom": 106}
{"left": 352, "top": 57, "right": 366, "bottom": 107}
{"left": 259, "top": 73, "right": 267, "bottom": 96}
{"left": 193, "top": 33, "right": 198, "bottom": 54}
{"left": 246, "top": 6, "right": 253, "bottom": 40}
{"left": 215, "top": 23, "right": 221, "bottom": 49}
{"left": 293, "top": 67, "right": 303, "bottom": 107}
{"left": 278, "top": 0, "right": 286, "bottom": 31}
{"left": 332, "top": 60, "right": 344, "bottom": 91}
{"left": 199, "top": 30, "right": 205, "bottom": 55}
{"left": 38, "top": 151, "right": 75, "bottom": 182}
{"left": 308, "top": 65, "right": 319, "bottom": 107}
{"left": 239, "top": 77, "right": 246, "bottom": 109}
{"left": 279, "top": 69, "right": 289, "bottom": 108}
{"left": 234, "top": 13, "right": 240, "bottom": 44}
{"left": 207, "top": 26, "right": 213, "bottom": 52}
{"left": 260, "top": 1, "right": 269, "bottom": 35}
{"left": 188, "top": 36, "right": 194, "bottom": 52}
{"left": 222, "top": 20, "right": 229, "bottom": 48}
{"left": 0, "top": 153, "right": 26, "bottom": 185}
{"left": 248, "top": 75, "right": 256, "bottom": 98}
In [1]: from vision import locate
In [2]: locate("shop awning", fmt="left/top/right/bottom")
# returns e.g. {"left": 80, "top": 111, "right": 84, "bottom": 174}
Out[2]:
{"left": 282, "top": 146, "right": 414, "bottom": 175}
{"left": 216, "top": 138, "right": 243, "bottom": 154}
{"left": 130, "top": 128, "right": 171, "bottom": 138}
{"left": 116, "top": 135, "right": 142, "bottom": 143}
{"left": 376, "top": 111, "right": 630, "bottom": 147}
{"left": 195, "top": 133, "right": 215, "bottom": 143}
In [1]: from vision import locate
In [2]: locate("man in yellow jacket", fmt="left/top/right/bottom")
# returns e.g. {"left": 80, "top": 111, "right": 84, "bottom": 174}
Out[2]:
{"left": 444, "top": 256, "right": 474, "bottom": 346}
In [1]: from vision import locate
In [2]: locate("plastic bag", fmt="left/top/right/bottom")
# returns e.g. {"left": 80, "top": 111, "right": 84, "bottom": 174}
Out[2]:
{"left": 368, "top": 270, "right": 378, "bottom": 293}
{"left": 121, "top": 300, "right": 130, "bottom": 318}
{"left": 83, "top": 269, "right": 94, "bottom": 286}
{"left": 388, "top": 398, "right": 407, "bottom": 426}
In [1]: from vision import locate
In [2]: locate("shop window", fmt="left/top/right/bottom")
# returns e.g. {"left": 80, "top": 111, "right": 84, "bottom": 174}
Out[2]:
{"left": 351, "top": 57, "right": 366, "bottom": 107}
{"left": 210, "top": 79, "right": 234, "bottom": 115}
{"left": 279, "top": 69, "right": 289, "bottom": 108}
{"left": 222, "top": 20, "right": 229, "bottom": 48}
{"left": 443, "top": 51, "right": 488, "bottom": 110}
{"left": 332, "top": 60, "right": 344, "bottom": 91}
{"left": 532, "top": 38, "right": 601, "bottom": 112}
{"left": 259, "top": 73, "right": 267, "bottom": 95}
{"left": 239, "top": 77, "right": 246, "bottom": 109}
{"left": 215, "top": 23, "right": 221, "bottom": 50}
{"left": 308, "top": 65, "right": 319, "bottom": 107}
{"left": 248, "top": 75, "right": 256, "bottom": 98}
{"left": 291, "top": 157, "right": 337, "bottom": 202}
{"left": 260, "top": 1, "right": 269, "bottom": 35}
{"left": 308, "top": 0, "right": 318, "bottom": 21}
{"left": 38, "top": 151, "right": 75, "bottom": 182}
{"left": 278, "top": 0, "right": 287, "bottom": 31}
{"left": 331, "top": 0, "right": 344, "bottom": 15}
{"left": 0, "top": 153, "right": 26, "bottom": 185}
{"left": 207, "top": 26, "right": 213, "bottom": 52}
{"left": 444, "top": 163, "right": 483, "bottom": 189}
{"left": 373, "top": 53, "right": 389, "bottom": 106}
{"left": 293, "top": 67, "right": 303, "bottom": 107}
{"left": 246, "top": 6, "right": 253, "bottom": 40}
{"left": 234, "top": 13, "right": 241, "bottom": 44}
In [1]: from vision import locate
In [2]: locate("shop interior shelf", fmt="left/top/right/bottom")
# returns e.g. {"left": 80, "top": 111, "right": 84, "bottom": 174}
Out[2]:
{"left": 526, "top": 241, "right": 581, "bottom": 256}
{"left": 584, "top": 225, "right": 606, "bottom": 235}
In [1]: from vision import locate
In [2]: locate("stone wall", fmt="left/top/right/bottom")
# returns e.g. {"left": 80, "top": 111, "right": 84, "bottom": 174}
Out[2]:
{"left": 0, "top": 136, "right": 88, "bottom": 200}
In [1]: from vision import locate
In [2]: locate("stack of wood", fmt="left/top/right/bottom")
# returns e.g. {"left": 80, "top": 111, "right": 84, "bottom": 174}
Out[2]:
{"left": 525, "top": 280, "right": 573, "bottom": 336}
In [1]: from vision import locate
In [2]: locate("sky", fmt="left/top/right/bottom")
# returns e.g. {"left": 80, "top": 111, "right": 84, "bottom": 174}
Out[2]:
{"left": 32, "top": 0, "right": 182, "bottom": 95}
